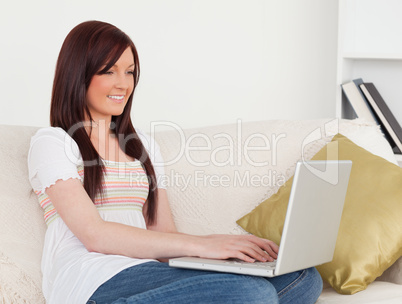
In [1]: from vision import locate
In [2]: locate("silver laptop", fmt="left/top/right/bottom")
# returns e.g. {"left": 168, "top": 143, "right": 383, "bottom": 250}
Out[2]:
{"left": 169, "top": 160, "right": 352, "bottom": 277}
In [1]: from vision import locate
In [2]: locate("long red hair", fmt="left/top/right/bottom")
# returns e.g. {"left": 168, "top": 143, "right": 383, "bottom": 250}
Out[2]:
{"left": 50, "top": 20, "right": 158, "bottom": 224}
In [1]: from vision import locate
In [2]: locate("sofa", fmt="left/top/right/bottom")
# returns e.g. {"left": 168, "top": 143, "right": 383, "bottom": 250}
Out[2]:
{"left": 0, "top": 118, "right": 401, "bottom": 303}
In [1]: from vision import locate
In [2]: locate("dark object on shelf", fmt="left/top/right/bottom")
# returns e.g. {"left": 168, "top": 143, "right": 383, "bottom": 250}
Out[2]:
{"left": 360, "top": 82, "right": 402, "bottom": 154}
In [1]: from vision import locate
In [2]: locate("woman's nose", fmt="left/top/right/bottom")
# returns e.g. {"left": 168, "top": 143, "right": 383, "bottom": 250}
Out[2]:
{"left": 115, "top": 73, "right": 130, "bottom": 90}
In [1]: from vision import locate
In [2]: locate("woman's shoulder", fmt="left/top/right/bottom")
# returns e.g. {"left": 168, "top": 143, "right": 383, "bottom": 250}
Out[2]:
{"left": 31, "top": 127, "right": 79, "bottom": 149}
{"left": 31, "top": 126, "right": 72, "bottom": 142}
{"left": 29, "top": 126, "right": 82, "bottom": 165}
{"left": 28, "top": 126, "right": 82, "bottom": 192}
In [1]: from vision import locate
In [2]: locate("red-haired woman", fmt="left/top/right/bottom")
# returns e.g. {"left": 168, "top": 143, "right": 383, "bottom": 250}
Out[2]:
{"left": 28, "top": 21, "right": 322, "bottom": 304}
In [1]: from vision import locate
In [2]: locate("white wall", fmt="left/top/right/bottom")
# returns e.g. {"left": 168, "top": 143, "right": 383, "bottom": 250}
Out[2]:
{"left": 0, "top": 0, "right": 338, "bottom": 132}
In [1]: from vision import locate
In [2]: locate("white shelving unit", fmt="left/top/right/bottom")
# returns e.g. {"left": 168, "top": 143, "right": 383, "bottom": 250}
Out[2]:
{"left": 337, "top": 0, "right": 402, "bottom": 165}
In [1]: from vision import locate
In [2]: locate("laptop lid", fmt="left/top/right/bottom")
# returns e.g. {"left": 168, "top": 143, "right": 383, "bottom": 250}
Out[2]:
{"left": 274, "top": 160, "right": 352, "bottom": 275}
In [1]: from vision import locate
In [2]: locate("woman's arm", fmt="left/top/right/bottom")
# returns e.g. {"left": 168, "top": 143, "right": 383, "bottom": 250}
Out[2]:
{"left": 143, "top": 188, "right": 178, "bottom": 262}
{"left": 143, "top": 188, "right": 177, "bottom": 233}
{"left": 46, "top": 178, "right": 278, "bottom": 262}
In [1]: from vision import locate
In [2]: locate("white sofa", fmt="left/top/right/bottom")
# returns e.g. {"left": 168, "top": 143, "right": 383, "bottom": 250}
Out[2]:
{"left": 0, "top": 118, "right": 401, "bottom": 303}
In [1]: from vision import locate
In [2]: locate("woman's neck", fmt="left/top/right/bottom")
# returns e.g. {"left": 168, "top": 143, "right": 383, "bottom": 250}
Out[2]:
{"left": 86, "top": 119, "right": 114, "bottom": 138}
{"left": 83, "top": 118, "right": 134, "bottom": 162}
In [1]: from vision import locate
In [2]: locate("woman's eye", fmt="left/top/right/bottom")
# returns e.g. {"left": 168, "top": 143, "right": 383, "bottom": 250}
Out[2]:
{"left": 127, "top": 71, "right": 134, "bottom": 75}
{"left": 105, "top": 71, "right": 113, "bottom": 75}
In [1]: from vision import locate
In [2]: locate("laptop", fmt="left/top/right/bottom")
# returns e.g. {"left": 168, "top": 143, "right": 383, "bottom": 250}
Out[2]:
{"left": 169, "top": 160, "right": 352, "bottom": 277}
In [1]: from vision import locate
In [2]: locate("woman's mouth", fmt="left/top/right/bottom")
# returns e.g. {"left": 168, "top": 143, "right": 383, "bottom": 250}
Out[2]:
{"left": 107, "top": 95, "right": 125, "bottom": 103}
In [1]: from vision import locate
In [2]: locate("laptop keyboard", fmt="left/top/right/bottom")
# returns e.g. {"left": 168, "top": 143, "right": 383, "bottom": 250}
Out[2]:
{"left": 223, "top": 259, "right": 277, "bottom": 270}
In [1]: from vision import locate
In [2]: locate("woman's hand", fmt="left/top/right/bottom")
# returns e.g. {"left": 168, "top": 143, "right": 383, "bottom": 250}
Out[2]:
{"left": 194, "top": 234, "right": 279, "bottom": 263}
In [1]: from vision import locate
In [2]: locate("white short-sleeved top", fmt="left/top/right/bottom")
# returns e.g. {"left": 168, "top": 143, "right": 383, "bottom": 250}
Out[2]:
{"left": 27, "top": 126, "right": 166, "bottom": 304}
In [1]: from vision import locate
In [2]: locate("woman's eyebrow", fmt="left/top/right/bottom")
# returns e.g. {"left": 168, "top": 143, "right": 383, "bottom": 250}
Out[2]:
{"left": 112, "top": 63, "right": 135, "bottom": 68}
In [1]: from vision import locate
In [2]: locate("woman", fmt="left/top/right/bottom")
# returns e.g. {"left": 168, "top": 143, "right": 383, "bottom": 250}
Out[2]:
{"left": 28, "top": 20, "right": 322, "bottom": 304}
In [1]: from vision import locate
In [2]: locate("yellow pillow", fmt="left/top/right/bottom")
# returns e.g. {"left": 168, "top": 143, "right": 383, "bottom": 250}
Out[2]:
{"left": 237, "top": 133, "right": 402, "bottom": 295}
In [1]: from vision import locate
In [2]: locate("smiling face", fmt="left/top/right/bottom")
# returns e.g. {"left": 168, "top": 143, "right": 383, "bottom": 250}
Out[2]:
{"left": 86, "top": 47, "right": 135, "bottom": 123}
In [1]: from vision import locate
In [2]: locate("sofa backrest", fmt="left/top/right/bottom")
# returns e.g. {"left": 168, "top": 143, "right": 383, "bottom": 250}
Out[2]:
{"left": 153, "top": 118, "right": 398, "bottom": 235}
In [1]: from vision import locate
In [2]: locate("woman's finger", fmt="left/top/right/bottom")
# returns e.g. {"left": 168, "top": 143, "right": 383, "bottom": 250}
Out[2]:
{"left": 239, "top": 244, "right": 270, "bottom": 262}
{"left": 244, "top": 236, "right": 279, "bottom": 260}
{"left": 261, "top": 241, "right": 279, "bottom": 259}
{"left": 230, "top": 238, "right": 274, "bottom": 262}
{"left": 234, "top": 252, "right": 255, "bottom": 263}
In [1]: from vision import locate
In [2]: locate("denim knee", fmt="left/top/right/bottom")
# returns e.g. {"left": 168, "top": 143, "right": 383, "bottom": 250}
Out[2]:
{"left": 305, "top": 267, "right": 323, "bottom": 299}
{"left": 277, "top": 267, "right": 322, "bottom": 304}
{"left": 243, "top": 276, "right": 279, "bottom": 304}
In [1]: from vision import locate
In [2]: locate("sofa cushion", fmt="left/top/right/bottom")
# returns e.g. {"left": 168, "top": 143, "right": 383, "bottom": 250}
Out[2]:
{"left": 0, "top": 125, "right": 46, "bottom": 304}
{"left": 318, "top": 281, "right": 402, "bottom": 304}
{"left": 236, "top": 133, "right": 402, "bottom": 294}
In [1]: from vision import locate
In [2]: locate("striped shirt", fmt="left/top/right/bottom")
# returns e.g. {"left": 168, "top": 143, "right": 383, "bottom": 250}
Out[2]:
{"left": 35, "top": 160, "right": 150, "bottom": 225}
{"left": 28, "top": 126, "right": 165, "bottom": 304}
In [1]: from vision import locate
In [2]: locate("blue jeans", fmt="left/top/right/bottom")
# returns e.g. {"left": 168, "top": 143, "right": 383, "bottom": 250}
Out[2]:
{"left": 87, "top": 262, "right": 322, "bottom": 304}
